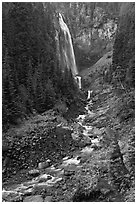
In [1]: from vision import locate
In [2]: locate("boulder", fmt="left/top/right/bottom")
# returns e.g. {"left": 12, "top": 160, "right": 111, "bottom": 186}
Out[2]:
{"left": 33, "top": 184, "right": 47, "bottom": 196}
{"left": 23, "top": 195, "right": 43, "bottom": 202}
{"left": 84, "top": 114, "right": 97, "bottom": 123}
{"left": 28, "top": 169, "right": 40, "bottom": 177}
{"left": 23, "top": 187, "right": 34, "bottom": 196}
{"left": 62, "top": 184, "right": 67, "bottom": 190}
{"left": 54, "top": 100, "right": 68, "bottom": 115}
{"left": 71, "top": 132, "right": 80, "bottom": 141}
{"left": 83, "top": 136, "right": 92, "bottom": 145}
{"left": 38, "top": 160, "right": 51, "bottom": 170}
{"left": 92, "top": 127, "right": 102, "bottom": 135}
{"left": 38, "top": 174, "right": 52, "bottom": 183}
{"left": 2, "top": 190, "right": 23, "bottom": 202}
{"left": 44, "top": 196, "right": 53, "bottom": 202}
{"left": 64, "top": 169, "right": 75, "bottom": 176}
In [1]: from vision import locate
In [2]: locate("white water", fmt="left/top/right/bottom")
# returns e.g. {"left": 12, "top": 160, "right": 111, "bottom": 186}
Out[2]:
{"left": 58, "top": 13, "right": 78, "bottom": 76}
{"left": 87, "top": 90, "right": 93, "bottom": 100}
{"left": 58, "top": 14, "right": 82, "bottom": 89}
{"left": 3, "top": 97, "right": 105, "bottom": 201}
{"left": 75, "top": 75, "right": 82, "bottom": 89}
{"left": 61, "top": 156, "right": 80, "bottom": 166}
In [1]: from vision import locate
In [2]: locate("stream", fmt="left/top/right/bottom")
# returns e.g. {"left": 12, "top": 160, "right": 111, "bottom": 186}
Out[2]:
{"left": 2, "top": 86, "right": 124, "bottom": 202}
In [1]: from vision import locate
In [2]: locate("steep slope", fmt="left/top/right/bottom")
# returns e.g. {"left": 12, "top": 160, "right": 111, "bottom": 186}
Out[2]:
{"left": 2, "top": 52, "right": 134, "bottom": 202}
{"left": 80, "top": 50, "right": 112, "bottom": 78}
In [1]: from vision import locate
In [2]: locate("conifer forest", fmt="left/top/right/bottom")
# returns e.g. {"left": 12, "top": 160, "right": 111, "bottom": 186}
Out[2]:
{"left": 2, "top": 2, "right": 135, "bottom": 202}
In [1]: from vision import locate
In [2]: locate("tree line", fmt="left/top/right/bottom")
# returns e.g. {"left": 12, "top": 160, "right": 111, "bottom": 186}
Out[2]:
{"left": 2, "top": 2, "right": 78, "bottom": 127}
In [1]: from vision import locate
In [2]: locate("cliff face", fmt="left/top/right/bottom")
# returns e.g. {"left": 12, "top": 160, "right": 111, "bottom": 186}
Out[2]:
{"left": 73, "top": 5, "right": 118, "bottom": 71}
{"left": 112, "top": 2, "right": 135, "bottom": 89}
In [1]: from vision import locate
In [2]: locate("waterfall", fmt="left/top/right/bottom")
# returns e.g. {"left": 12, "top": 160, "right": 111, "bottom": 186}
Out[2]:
{"left": 77, "top": 76, "right": 82, "bottom": 89}
{"left": 55, "top": 13, "right": 82, "bottom": 89}
{"left": 87, "top": 90, "right": 93, "bottom": 100}
{"left": 75, "top": 76, "right": 82, "bottom": 89}
{"left": 58, "top": 13, "right": 78, "bottom": 76}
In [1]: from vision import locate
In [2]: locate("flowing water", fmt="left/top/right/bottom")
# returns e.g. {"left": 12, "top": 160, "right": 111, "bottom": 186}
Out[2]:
{"left": 3, "top": 88, "right": 126, "bottom": 202}
{"left": 58, "top": 13, "right": 78, "bottom": 76}
{"left": 2, "top": 97, "right": 101, "bottom": 201}
{"left": 75, "top": 76, "right": 82, "bottom": 89}
{"left": 57, "top": 13, "right": 82, "bottom": 89}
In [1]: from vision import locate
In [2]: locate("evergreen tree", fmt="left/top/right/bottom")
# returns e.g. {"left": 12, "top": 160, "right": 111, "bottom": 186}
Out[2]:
{"left": 112, "top": 3, "right": 135, "bottom": 89}
{"left": 2, "top": 2, "right": 80, "bottom": 126}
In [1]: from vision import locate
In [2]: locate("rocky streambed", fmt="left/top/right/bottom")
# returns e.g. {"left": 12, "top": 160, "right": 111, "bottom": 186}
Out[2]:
{"left": 2, "top": 85, "right": 133, "bottom": 202}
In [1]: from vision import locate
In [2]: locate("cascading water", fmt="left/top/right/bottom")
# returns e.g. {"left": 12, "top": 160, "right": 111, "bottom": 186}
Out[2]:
{"left": 75, "top": 76, "right": 82, "bottom": 89}
{"left": 56, "top": 13, "right": 81, "bottom": 89}
{"left": 58, "top": 13, "right": 78, "bottom": 75}
{"left": 87, "top": 90, "right": 93, "bottom": 100}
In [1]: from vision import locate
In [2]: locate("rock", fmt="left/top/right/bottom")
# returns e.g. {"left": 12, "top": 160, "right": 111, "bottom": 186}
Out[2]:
{"left": 83, "top": 136, "right": 92, "bottom": 145}
{"left": 84, "top": 115, "right": 96, "bottom": 123}
{"left": 64, "top": 170, "right": 75, "bottom": 176}
{"left": 46, "top": 159, "right": 51, "bottom": 163}
{"left": 2, "top": 190, "right": 23, "bottom": 202}
{"left": 38, "top": 178, "right": 48, "bottom": 183}
{"left": 33, "top": 184, "right": 47, "bottom": 196}
{"left": 77, "top": 156, "right": 81, "bottom": 160}
{"left": 91, "top": 138, "right": 99, "bottom": 144}
{"left": 28, "top": 169, "right": 40, "bottom": 177}
{"left": 100, "top": 188, "right": 111, "bottom": 195}
{"left": 78, "top": 141, "right": 87, "bottom": 148}
{"left": 9, "top": 195, "right": 23, "bottom": 202}
{"left": 71, "top": 147, "right": 75, "bottom": 151}
{"left": 80, "top": 157, "right": 88, "bottom": 163}
{"left": 38, "top": 161, "right": 51, "bottom": 169}
{"left": 23, "top": 195, "right": 43, "bottom": 202}
{"left": 92, "top": 127, "right": 102, "bottom": 135}
{"left": 44, "top": 196, "right": 53, "bottom": 202}
{"left": 97, "top": 178, "right": 114, "bottom": 197}
{"left": 90, "top": 144, "right": 100, "bottom": 150}
{"left": 54, "top": 100, "right": 68, "bottom": 115}
{"left": 77, "top": 114, "right": 86, "bottom": 120}
{"left": 81, "top": 146, "right": 94, "bottom": 154}
{"left": 62, "top": 157, "right": 80, "bottom": 167}
{"left": 63, "top": 156, "right": 69, "bottom": 161}
{"left": 47, "top": 175, "right": 52, "bottom": 180}
{"left": 38, "top": 174, "right": 52, "bottom": 183}
{"left": 38, "top": 162, "right": 46, "bottom": 169}
{"left": 71, "top": 132, "right": 80, "bottom": 141}
{"left": 62, "top": 184, "right": 67, "bottom": 190}
{"left": 23, "top": 188, "right": 34, "bottom": 196}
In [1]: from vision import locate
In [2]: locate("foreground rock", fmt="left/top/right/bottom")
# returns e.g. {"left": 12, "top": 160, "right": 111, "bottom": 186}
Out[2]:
{"left": 2, "top": 83, "right": 135, "bottom": 202}
{"left": 2, "top": 190, "right": 23, "bottom": 202}
{"left": 23, "top": 195, "right": 43, "bottom": 202}
{"left": 38, "top": 160, "right": 52, "bottom": 170}
{"left": 28, "top": 169, "right": 40, "bottom": 177}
